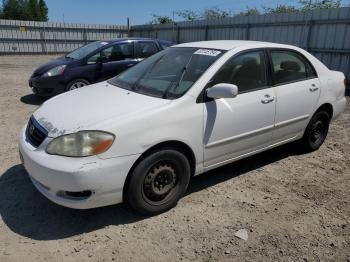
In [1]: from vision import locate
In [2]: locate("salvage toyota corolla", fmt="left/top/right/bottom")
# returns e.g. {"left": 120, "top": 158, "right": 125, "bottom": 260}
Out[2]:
{"left": 19, "top": 40, "right": 347, "bottom": 215}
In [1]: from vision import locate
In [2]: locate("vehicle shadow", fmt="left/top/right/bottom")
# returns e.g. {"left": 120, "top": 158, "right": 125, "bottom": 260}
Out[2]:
{"left": 0, "top": 143, "right": 302, "bottom": 241}
{"left": 20, "top": 94, "right": 48, "bottom": 106}
{"left": 187, "top": 143, "right": 301, "bottom": 194}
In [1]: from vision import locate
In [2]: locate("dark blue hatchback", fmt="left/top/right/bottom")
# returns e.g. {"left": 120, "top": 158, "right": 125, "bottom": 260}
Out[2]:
{"left": 29, "top": 38, "right": 173, "bottom": 97}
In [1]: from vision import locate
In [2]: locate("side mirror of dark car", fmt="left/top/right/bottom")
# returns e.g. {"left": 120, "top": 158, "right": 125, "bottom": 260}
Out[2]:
{"left": 97, "top": 56, "right": 108, "bottom": 64}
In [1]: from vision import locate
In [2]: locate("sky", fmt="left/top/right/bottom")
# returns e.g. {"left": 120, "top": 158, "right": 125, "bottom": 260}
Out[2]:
{"left": 45, "top": 0, "right": 308, "bottom": 25}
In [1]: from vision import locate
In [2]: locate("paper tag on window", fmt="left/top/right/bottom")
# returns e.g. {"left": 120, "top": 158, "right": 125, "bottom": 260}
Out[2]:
{"left": 194, "top": 49, "right": 221, "bottom": 56}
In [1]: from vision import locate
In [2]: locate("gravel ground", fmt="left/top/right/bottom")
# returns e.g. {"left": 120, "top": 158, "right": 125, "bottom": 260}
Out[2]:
{"left": 0, "top": 55, "right": 349, "bottom": 262}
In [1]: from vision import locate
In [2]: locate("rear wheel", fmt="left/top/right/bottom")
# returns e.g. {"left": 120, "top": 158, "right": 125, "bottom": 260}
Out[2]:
{"left": 300, "top": 111, "right": 330, "bottom": 152}
{"left": 66, "top": 79, "right": 90, "bottom": 91}
{"left": 126, "top": 149, "right": 191, "bottom": 215}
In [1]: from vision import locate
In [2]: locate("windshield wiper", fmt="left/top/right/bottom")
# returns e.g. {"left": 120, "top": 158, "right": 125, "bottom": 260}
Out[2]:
{"left": 162, "top": 53, "right": 195, "bottom": 99}
{"left": 162, "top": 66, "right": 187, "bottom": 99}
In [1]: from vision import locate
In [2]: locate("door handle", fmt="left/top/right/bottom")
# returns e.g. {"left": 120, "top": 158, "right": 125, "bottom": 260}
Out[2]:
{"left": 261, "top": 95, "right": 275, "bottom": 104}
{"left": 309, "top": 87, "right": 319, "bottom": 92}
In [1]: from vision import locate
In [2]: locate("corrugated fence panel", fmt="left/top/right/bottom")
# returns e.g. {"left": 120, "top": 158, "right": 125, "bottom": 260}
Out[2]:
{"left": 0, "top": 19, "right": 128, "bottom": 54}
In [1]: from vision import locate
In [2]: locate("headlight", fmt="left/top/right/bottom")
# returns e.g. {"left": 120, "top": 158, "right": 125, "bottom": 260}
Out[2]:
{"left": 46, "top": 131, "right": 115, "bottom": 157}
{"left": 42, "top": 65, "right": 67, "bottom": 77}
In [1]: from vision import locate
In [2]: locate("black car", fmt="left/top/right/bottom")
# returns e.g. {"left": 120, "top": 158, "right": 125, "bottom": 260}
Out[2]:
{"left": 29, "top": 38, "right": 173, "bottom": 97}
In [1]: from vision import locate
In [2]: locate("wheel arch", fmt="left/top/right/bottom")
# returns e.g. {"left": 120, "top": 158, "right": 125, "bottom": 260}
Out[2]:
{"left": 315, "top": 103, "right": 333, "bottom": 119}
{"left": 122, "top": 140, "right": 196, "bottom": 201}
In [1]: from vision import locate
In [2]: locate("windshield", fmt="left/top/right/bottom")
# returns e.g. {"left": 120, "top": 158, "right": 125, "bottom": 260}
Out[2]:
{"left": 66, "top": 41, "right": 109, "bottom": 60}
{"left": 108, "top": 47, "right": 224, "bottom": 99}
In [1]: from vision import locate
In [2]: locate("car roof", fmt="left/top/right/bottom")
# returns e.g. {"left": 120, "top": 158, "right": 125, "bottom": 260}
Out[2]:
{"left": 107, "top": 37, "right": 168, "bottom": 43}
{"left": 174, "top": 40, "right": 297, "bottom": 51}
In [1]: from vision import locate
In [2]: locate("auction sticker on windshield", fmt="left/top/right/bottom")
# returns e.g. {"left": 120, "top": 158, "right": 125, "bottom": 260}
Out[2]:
{"left": 194, "top": 49, "right": 222, "bottom": 56}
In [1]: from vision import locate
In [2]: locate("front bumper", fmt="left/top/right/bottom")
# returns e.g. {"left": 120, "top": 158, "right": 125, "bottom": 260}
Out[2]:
{"left": 29, "top": 75, "right": 67, "bottom": 97}
{"left": 19, "top": 127, "right": 140, "bottom": 209}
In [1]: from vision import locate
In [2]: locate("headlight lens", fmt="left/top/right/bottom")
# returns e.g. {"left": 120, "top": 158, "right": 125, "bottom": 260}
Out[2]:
{"left": 43, "top": 65, "right": 67, "bottom": 77}
{"left": 46, "top": 131, "right": 115, "bottom": 157}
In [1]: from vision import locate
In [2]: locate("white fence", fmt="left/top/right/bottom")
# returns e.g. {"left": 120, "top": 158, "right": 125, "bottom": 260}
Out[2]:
{"left": 0, "top": 19, "right": 128, "bottom": 54}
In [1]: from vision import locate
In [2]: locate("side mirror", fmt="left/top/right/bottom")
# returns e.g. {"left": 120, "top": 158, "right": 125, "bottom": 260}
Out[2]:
{"left": 97, "top": 56, "right": 108, "bottom": 64}
{"left": 206, "top": 83, "right": 238, "bottom": 99}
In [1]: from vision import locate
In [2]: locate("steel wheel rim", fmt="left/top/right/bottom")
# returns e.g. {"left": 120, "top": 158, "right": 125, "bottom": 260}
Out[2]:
{"left": 142, "top": 161, "right": 178, "bottom": 206}
{"left": 310, "top": 119, "right": 325, "bottom": 145}
{"left": 69, "top": 81, "right": 87, "bottom": 91}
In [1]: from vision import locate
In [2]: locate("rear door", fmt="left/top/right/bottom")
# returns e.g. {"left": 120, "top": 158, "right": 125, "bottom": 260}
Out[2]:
{"left": 268, "top": 49, "right": 320, "bottom": 142}
{"left": 203, "top": 50, "right": 276, "bottom": 167}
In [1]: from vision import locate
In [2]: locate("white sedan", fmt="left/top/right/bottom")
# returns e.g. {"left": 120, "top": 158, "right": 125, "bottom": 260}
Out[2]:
{"left": 19, "top": 40, "right": 347, "bottom": 215}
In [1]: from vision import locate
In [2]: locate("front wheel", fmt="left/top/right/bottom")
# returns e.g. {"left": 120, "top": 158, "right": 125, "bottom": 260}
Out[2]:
{"left": 300, "top": 111, "right": 330, "bottom": 152}
{"left": 66, "top": 79, "right": 90, "bottom": 92}
{"left": 126, "top": 149, "right": 191, "bottom": 216}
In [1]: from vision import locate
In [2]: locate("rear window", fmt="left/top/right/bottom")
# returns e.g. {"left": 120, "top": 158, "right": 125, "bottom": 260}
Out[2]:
{"left": 160, "top": 41, "right": 173, "bottom": 49}
{"left": 136, "top": 42, "right": 159, "bottom": 58}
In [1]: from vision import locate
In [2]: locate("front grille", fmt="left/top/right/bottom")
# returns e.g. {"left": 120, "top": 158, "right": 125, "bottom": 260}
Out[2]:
{"left": 26, "top": 117, "right": 48, "bottom": 147}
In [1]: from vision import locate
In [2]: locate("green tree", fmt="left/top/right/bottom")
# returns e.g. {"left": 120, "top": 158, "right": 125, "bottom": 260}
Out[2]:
{"left": 155, "top": 0, "right": 346, "bottom": 23}
{"left": 237, "top": 7, "right": 260, "bottom": 16}
{"left": 175, "top": 10, "right": 199, "bottom": 21}
{"left": 299, "top": 0, "right": 342, "bottom": 10}
{"left": 27, "top": 0, "right": 39, "bottom": 20}
{"left": 202, "top": 7, "right": 231, "bottom": 20}
{"left": 263, "top": 5, "right": 299, "bottom": 14}
{"left": 1, "top": 0, "right": 48, "bottom": 21}
{"left": 38, "top": 0, "right": 48, "bottom": 21}
{"left": 150, "top": 14, "right": 174, "bottom": 24}
{"left": 2, "top": 0, "right": 24, "bottom": 19}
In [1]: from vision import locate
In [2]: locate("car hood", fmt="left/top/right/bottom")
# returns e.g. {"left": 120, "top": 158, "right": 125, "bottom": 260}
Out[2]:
{"left": 33, "top": 56, "right": 71, "bottom": 76}
{"left": 33, "top": 82, "right": 171, "bottom": 137}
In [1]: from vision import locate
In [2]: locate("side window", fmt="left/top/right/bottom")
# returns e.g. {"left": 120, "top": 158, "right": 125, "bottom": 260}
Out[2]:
{"left": 270, "top": 50, "right": 315, "bottom": 85}
{"left": 211, "top": 51, "right": 268, "bottom": 93}
{"left": 108, "top": 43, "right": 133, "bottom": 61}
{"left": 136, "top": 42, "right": 159, "bottom": 58}
{"left": 87, "top": 43, "right": 133, "bottom": 64}
{"left": 159, "top": 41, "right": 172, "bottom": 49}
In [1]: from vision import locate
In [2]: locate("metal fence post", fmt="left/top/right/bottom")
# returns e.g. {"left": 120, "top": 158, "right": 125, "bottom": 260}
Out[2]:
{"left": 245, "top": 23, "right": 250, "bottom": 40}
{"left": 176, "top": 26, "right": 180, "bottom": 43}
{"left": 83, "top": 28, "right": 87, "bottom": 45}
{"left": 306, "top": 19, "right": 313, "bottom": 52}
{"left": 40, "top": 24, "right": 47, "bottom": 54}
{"left": 205, "top": 25, "right": 209, "bottom": 40}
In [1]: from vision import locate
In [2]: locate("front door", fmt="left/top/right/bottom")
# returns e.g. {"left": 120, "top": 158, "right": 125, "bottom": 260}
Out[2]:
{"left": 85, "top": 42, "right": 137, "bottom": 83}
{"left": 203, "top": 50, "right": 276, "bottom": 168}
{"left": 98, "top": 42, "right": 136, "bottom": 81}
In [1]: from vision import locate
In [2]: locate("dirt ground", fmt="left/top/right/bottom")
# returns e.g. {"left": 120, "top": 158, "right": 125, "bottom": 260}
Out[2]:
{"left": 0, "top": 55, "right": 349, "bottom": 262}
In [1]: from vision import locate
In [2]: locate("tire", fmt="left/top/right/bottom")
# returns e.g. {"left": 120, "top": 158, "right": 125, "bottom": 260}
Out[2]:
{"left": 300, "top": 111, "right": 330, "bottom": 152}
{"left": 66, "top": 79, "right": 90, "bottom": 92}
{"left": 126, "top": 149, "right": 191, "bottom": 216}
